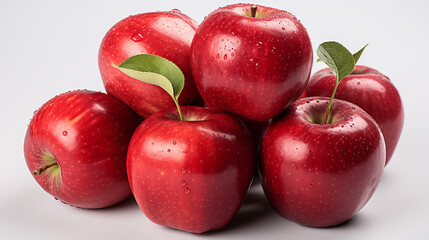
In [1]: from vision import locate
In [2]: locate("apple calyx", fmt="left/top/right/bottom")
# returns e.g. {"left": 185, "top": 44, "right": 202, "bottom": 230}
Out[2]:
{"left": 112, "top": 54, "right": 186, "bottom": 121}
{"left": 316, "top": 41, "right": 368, "bottom": 124}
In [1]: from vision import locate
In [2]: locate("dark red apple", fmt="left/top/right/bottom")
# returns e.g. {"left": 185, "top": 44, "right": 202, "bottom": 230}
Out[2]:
{"left": 127, "top": 106, "right": 255, "bottom": 233}
{"left": 190, "top": 3, "right": 313, "bottom": 121}
{"left": 24, "top": 90, "right": 140, "bottom": 208}
{"left": 99, "top": 10, "right": 199, "bottom": 118}
{"left": 306, "top": 65, "right": 404, "bottom": 165}
{"left": 260, "top": 97, "right": 385, "bottom": 227}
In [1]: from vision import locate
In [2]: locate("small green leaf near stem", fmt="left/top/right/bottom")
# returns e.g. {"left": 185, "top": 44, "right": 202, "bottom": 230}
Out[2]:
{"left": 353, "top": 44, "right": 368, "bottom": 64}
{"left": 316, "top": 42, "right": 367, "bottom": 124}
{"left": 112, "top": 54, "right": 186, "bottom": 121}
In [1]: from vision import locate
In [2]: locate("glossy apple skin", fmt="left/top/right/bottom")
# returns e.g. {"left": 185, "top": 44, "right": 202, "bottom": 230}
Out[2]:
{"left": 260, "top": 97, "right": 385, "bottom": 227}
{"left": 190, "top": 3, "right": 313, "bottom": 121}
{"left": 99, "top": 10, "right": 199, "bottom": 118}
{"left": 127, "top": 106, "right": 255, "bottom": 233}
{"left": 24, "top": 90, "right": 140, "bottom": 209}
{"left": 306, "top": 65, "right": 404, "bottom": 165}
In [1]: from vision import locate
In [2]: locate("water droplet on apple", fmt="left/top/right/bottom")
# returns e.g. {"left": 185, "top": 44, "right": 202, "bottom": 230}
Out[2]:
{"left": 184, "top": 187, "right": 190, "bottom": 193}
{"left": 167, "top": 149, "right": 171, "bottom": 152}
{"left": 172, "top": 141, "right": 177, "bottom": 145}
{"left": 282, "top": 27, "right": 285, "bottom": 30}
{"left": 181, "top": 180, "right": 186, "bottom": 185}
{"left": 357, "top": 82, "right": 361, "bottom": 85}
{"left": 231, "top": 31, "right": 235, "bottom": 36}
{"left": 216, "top": 53, "right": 220, "bottom": 58}
{"left": 62, "top": 131, "right": 68, "bottom": 136}
{"left": 223, "top": 54, "right": 228, "bottom": 60}
{"left": 170, "top": 9, "right": 181, "bottom": 13}
{"left": 308, "top": 183, "right": 313, "bottom": 189}
{"left": 231, "top": 52, "right": 235, "bottom": 57}
{"left": 256, "top": 41, "right": 263, "bottom": 48}
{"left": 131, "top": 32, "right": 144, "bottom": 42}
{"left": 181, "top": 168, "right": 187, "bottom": 174}
{"left": 182, "top": 150, "right": 188, "bottom": 154}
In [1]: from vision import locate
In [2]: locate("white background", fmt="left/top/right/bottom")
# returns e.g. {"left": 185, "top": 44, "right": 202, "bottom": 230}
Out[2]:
{"left": 1, "top": 0, "right": 428, "bottom": 239}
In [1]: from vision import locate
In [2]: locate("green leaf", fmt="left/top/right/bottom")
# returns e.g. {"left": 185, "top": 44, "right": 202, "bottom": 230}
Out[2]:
{"left": 317, "top": 41, "right": 355, "bottom": 82}
{"left": 353, "top": 44, "right": 368, "bottom": 64}
{"left": 113, "top": 54, "right": 185, "bottom": 100}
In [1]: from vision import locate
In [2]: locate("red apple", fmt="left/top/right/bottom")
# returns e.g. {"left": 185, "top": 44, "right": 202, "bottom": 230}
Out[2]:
{"left": 99, "top": 10, "right": 199, "bottom": 118}
{"left": 260, "top": 97, "right": 385, "bottom": 227}
{"left": 190, "top": 3, "right": 313, "bottom": 121}
{"left": 127, "top": 106, "right": 255, "bottom": 233}
{"left": 306, "top": 65, "right": 404, "bottom": 165}
{"left": 24, "top": 90, "right": 140, "bottom": 209}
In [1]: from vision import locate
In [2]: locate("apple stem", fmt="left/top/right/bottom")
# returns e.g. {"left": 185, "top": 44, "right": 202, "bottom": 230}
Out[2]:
{"left": 251, "top": 5, "right": 257, "bottom": 18}
{"left": 174, "top": 98, "right": 184, "bottom": 121}
{"left": 323, "top": 78, "right": 340, "bottom": 124}
{"left": 33, "top": 162, "right": 58, "bottom": 176}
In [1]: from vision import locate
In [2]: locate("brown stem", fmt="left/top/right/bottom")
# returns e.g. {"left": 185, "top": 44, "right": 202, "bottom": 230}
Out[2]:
{"left": 33, "top": 162, "right": 58, "bottom": 176}
{"left": 251, "top": 5, "right": 257, "bottom": 18}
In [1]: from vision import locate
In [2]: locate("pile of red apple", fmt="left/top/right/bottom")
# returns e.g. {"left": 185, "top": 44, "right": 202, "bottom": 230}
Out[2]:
{"left": 24, "top": 3, "right": 404, "bottom": 233}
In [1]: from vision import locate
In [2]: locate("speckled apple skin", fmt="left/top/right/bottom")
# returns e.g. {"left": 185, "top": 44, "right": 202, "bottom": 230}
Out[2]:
{"left": 306, "top": 65, "right": 404, "bottom": 165}
{"left": 127, "top": 106, "right": 255, "bottom": 233}
{"left": 24, "top": 90, "right": 140, "bottom": 209}
{"left": 260, "top": 97, "right": 385, "bottom": 227}
{"left": 190, "top": 3, "right": 313, "bottom": 121}
{"left": 99, "top": 10, "right": 198, "bottom": 118}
